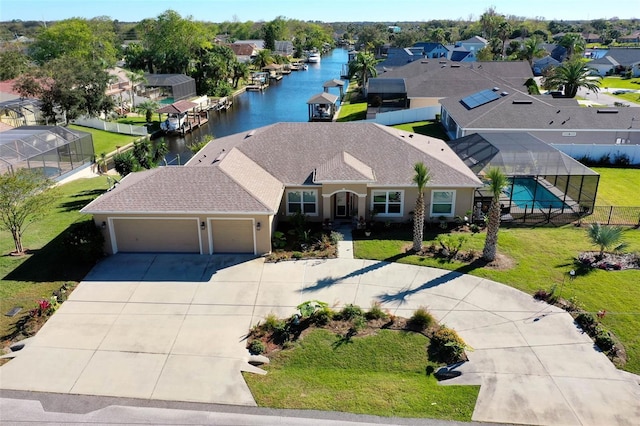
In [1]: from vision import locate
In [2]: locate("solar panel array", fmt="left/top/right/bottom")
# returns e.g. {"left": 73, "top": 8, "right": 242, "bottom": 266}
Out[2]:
{"left": 461, "top": 89, "right": 501, "bottom": 109}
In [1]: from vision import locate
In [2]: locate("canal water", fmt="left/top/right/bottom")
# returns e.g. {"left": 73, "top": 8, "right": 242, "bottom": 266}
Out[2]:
{"left": 164, "top": 48, "right": 349, "bottom": 165}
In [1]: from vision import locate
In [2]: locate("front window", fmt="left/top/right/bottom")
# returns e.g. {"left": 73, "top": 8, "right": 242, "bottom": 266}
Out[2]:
{"left": 287, "top": 190, "right": 318, "bottom": 215}
{"left": 431, "top": 190, "right": 456, "bottom": 217}
{"left": 372, "top": 190, "right": 403, "bottom": 216}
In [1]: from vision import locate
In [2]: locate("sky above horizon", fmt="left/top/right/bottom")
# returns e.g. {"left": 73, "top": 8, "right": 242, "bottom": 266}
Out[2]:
{"left": 1, "top": 0, "right": 638, "bottom": 23}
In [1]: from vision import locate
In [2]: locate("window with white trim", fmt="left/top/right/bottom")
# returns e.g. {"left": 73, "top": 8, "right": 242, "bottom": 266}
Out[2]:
{"left": 286, "top": 190, "right": 318, "bottom": 215}
{"left": 371, "top": 190, "right": 403, "bottom": 216}
{"left": 430, "top": 190, "right": 456, "bottom": 217}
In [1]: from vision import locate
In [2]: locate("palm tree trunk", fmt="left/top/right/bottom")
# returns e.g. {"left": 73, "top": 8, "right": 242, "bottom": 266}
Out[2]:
{"left": 413, "top": 194, "right": 424, "bottom": 252}
{"left": 482, "top": 199, "right": 501, "bottom": 261}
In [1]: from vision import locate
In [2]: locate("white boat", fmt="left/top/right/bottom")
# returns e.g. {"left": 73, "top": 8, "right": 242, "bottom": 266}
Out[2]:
{"left": 160, "top": 113, "right": 187, "bottom": 133}
{"left": 307, "top": 52, "right": 320, "bottom": 63}
{"left": 302, "top": 64, "right": 309, "bottom": 70}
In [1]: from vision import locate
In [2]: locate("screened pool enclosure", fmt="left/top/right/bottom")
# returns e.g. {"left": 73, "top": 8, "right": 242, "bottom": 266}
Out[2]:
{"left": 0, "top": 126, "right": 94, "bottom": 177}
{"left": 448, "top": 133, "right": 599, "bottom": 223}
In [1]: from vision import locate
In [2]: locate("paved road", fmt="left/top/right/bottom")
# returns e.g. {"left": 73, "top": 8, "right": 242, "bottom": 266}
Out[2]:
{"left": 1, "top": 254, "right": 639, "bottom": 425}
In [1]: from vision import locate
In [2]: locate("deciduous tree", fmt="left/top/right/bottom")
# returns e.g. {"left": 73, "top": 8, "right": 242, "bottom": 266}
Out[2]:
{"left": 0, "top": 169, "right": 57, "bottom": 255}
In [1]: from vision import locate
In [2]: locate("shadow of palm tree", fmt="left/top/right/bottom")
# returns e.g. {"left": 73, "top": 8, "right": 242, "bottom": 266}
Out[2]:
{"left": 377, "top": 257, "right": 487, "bottom": 305}
{"left": 302, "top": 251, "right": 413, "bottom": 293}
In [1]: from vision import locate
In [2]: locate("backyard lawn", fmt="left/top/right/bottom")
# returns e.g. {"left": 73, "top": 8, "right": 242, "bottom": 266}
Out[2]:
{"left": 68, "top": 124, "right": 140, "bottom": 157}
{"left": 593, "top": 167, "right": 640, "bottom": 205}
{"left": 393, "top": 121, "right": 450, "bottom": 140}
{"left": 600, "top": 76, "right": 640, "bottom": 90}
{"left": 0, "top": 177, "right": 110, "bottom": 347}
{"left": 337, "top": 102, "right": 367, "bottom": 122}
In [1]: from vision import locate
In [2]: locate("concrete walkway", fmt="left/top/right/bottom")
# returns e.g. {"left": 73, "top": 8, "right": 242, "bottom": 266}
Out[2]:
{"left": 1, "top": 255, "right": 638, "bottom": 425}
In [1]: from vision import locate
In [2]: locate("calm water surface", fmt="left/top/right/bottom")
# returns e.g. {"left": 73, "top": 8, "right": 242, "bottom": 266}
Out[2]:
{"left": 164, "top": 48, "right": 349, "bottom": 164}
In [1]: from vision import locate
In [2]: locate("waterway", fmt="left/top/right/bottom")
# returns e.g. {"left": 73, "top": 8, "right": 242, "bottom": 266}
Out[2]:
{"left": 163, "top": 48, "right": 349, "bottom": 165}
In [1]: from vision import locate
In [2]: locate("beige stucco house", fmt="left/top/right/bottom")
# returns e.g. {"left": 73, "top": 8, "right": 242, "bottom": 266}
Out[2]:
{"left": 81, "top": 122, "right": 481, "bottom": 255}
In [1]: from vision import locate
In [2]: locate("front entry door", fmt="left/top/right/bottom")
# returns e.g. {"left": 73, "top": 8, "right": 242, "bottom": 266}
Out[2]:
{"left": 335, "top": 192, "right": 347, "bottom": 217}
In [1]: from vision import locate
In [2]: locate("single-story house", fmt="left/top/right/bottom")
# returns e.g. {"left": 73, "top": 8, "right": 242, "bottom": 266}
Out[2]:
{"left": 617, "top": 31, "right": 640, "bottom": 44}
{"left": 228, "top": 43, "right": 259, "bottom": 63}
{"left": 373, "top": 60, "right": 533, "bottom": 109}
{"left": 587, "top": 48, "right": 640, "bottom": 77}
{"left": 439, "top": 87, "right": 640, "bottom": 163}
{"left": 81, "top": 122, "right": 482, "bottom": 255}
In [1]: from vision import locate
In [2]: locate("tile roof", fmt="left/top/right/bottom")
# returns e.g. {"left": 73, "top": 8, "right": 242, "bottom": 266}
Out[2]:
{"left": 306, "top": 92, "right": 338, "bottom": 104}
{"left": 440, "top": 88, "right": 640, "bottom": 131}
{"left": 313, "top": 151, "right": 375, "bottom": 183}
{"left": 81, "top": 167, "right": 277, "bottom": 214}
{"left": 192, "top": 122, "right": 481, "bottom": 188}
{"left": 377, "top": 60, "right": 533, "bottom": 99}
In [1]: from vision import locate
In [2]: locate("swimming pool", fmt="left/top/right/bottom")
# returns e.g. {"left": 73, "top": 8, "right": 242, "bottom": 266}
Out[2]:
{"left": 504, "top": 178, "right": 569, "bottom": 210}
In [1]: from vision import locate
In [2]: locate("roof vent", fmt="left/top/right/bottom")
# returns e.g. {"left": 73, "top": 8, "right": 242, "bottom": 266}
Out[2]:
{"left": 421, "top": 60, "right": 429, "bottom": 64}
{"left": 512, "top": 100, "right": 533, "bottom": 104}
{"left": 213, "top": 153, "right": 227, "bottom": 163}
{"left": 439, "top": 60, "right": 447, "bottom": 64}
{"left": 492, "top": 87, "right": 500, "bottom": 92}
{"left": 500, "top": 91, "right": 509, "bottom": 96}
{"left": 245, "top": 129, "right": 256, "bottom": 138}
{"left": 451, "top": 64, "right": 461, "bottom": 68}
{"left": 597, "top": 109, "right": 619, "bottom": 114}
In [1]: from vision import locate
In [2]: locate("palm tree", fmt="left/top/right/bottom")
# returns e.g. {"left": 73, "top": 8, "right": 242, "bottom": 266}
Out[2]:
{"left": 126, "top": 70, "right": 147, "bottom": 110}
{"left": 518, "top": 36, "right": 545, "bottom": 66}
{"left": 497, "top": 21, "right": 512, "bottom": 59}
{"left": 231, "top": 61, "right": 249, "bottom": 88}
{"left": 587, "top": 223, "right": 627, "bottom": 260}
{"left": 482, "top": 168, "right": 508, "bottom": 262}
{"left": 543, "top": 60, "right": 601, "bottom": 98}
{"left": 559, "top": 33, "right": 585, "bottom": 60}
{"left": 412, "top": 162, "right": 431, "bottom": 252}
{"left": 135, "top": 99, "right": 159, "bottom": 123}
{"left": 347, "top": 51, "right": 380, "bottom": 90}
{"left": 251, "top": 49, "right": 273, "bottom": 70}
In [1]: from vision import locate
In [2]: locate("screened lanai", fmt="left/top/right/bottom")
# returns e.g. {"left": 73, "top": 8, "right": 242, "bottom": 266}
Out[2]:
{"left": 0, "top": 126, "right": 94, "bottom": 177}
{"left": 448, "top": 132, "right": 599, "bottom": 221}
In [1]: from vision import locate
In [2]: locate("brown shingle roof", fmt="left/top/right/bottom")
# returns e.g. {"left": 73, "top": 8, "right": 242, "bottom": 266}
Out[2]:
{"left": 157, "top": 100, "right": 198, "bottom": 114}
{"left": 313, "top": 151, "right": 375, "bottom": 183}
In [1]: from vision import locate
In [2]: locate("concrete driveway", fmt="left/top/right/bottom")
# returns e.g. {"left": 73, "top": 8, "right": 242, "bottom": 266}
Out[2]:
{"left": 1, "top": 254, "right": 639, "bottom": 425}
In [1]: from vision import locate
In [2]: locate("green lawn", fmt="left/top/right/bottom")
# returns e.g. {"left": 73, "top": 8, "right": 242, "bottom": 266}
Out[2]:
{"left": 337, "top": 102, "right": 367, "bottom": 122}
{"left": 354, "top": 225, "right": 640, "bottom": 374}
{"left": 593, "top": 167, "right": 640, "bottom": 205}
{"left": 68, "top": 124, "right": 140, "bottom": 157}
{"left": 600, "top": 76, "right": 640, "bottom": 90}
{"left": 393, "top": 121, "right": 450, "bottom": 140}
{"left": 244, "top": 329, "right": 478, "bottom": 420}
{"left": 0, "top": 176, "right": 110, "bottom": 344}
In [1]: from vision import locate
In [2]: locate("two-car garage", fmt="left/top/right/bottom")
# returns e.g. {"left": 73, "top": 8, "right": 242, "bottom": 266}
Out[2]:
{"left": 107, "top": 217, "right": 256, "bottom": 255}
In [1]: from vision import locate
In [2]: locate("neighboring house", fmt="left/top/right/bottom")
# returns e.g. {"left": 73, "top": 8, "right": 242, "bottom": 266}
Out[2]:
{"left": 532, "top": 56, "right": 560, "bottom": 76}
{"left": 374, "top": 59, "right": 533, "bottom": 109}
{"left": 446, "top": 36, "right": 488, "bottom": 61}
{"left": 439, "top": 87, "right": 640, "bottom": 163}
{"left": 412, "top": 42, "right": 449, "bottom": 59}
{"left": 235, "top": 39, "right": 266, "bottom": 50}
{"left": 449, "top": 49, "right": 475, "bottom": 62}
{"left": 582, "top": 33, "right": 602, "bottom": 43}
{"left": 377, "top": 47, "right": 427, "bottom": 71}
{"left": 541, "top": 43, "right": 568, "bottom": 63}
{"left": 228, "top": 43, "right": 259, "bottom": 63}
{"left": 141, "top": 74, "right": 196, "bottom": 102}
{"left": 618, "top": 31, "right": 640, "bottom": 44}
{"left": 81, "top": 122, "right": 482, "bottom": 255}
{"left": 587, "top": 48, "right": 640, "bottom": 77}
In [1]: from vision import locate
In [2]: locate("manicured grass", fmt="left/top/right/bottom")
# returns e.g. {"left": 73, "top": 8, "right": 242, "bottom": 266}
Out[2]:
{"left": 354, "top": 225, "right": 640, "bottom": 374}
{"left": 0, "top": 176, "right": 110, "bottom": 343}
{"left": 612, "top": 92, "right": 640, "bottom": 105}
{"left": 244, "top": 329, "right": 478, "bottom": 420}
{"left": 337, "top": 102, "right": 367, "bottom": 122}
{"left": 68, "top": 124, "right": 140, "bottom": 156}
{"left": 592, "top": 167, "right": 640, "bottom": 205}
{"left": 393, "top": 121, "right": 450, "bottom": 141}
{"left": 600, "top": 76, "right": 640, "bottom": 90}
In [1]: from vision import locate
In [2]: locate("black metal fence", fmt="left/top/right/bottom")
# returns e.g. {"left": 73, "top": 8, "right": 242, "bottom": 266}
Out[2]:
{"left": 500, "top": 205, "right": 640, "bottom": 227}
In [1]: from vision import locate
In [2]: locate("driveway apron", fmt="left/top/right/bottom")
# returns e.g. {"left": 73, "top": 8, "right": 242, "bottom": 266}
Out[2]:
{"left": 1, "top": 254, "right": 638, "bottom": 425}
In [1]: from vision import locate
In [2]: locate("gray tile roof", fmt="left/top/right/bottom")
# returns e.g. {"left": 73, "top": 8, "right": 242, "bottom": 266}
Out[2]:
{"left": 192, "top": 122, "right": 481, "bottom": 188}
{"left": 81, "top": 166, "right": 278, "bottom": 214}
{"left": 377, "top": 60, "right": 533, "bottom": 99}
{"left": 440, "top": 89, "right": 640, "bottom": 132}
{"left": 589, "top": 48, "right": 640, "bottom": 66}
{"left": 313, "top": 151, "right": 375, "bottom": 183}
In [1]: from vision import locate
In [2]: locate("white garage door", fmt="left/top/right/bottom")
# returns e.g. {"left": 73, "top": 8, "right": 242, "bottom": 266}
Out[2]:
{"left": 112, "top": 218, "right": 201, "bottom": 253}
{"left": 210, "top": 219, "right": 254, "bottom": 254}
